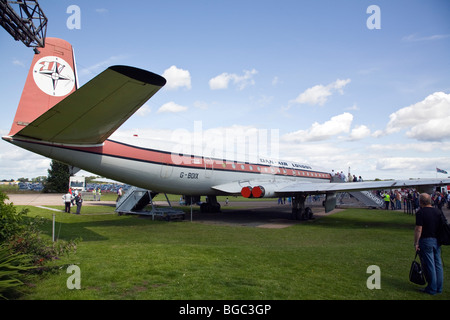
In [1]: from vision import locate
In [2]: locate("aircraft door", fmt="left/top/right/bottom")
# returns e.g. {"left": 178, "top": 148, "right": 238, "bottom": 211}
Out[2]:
{"left": 204, "top": 157, "right": 214, "bottom": 178}
{"left": 160, "top": 154, "right": 173, "bottom": 179}
{"left": 160, "top": 164, "right": 173, "bottom": 179}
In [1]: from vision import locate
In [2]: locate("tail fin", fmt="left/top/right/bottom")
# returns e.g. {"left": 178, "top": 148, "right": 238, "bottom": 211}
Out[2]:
{"left": 7, "top": 38, "right": 166, "bottom": 145}
{"left": 8, "top": 38, "right": 77, "bottom": 137}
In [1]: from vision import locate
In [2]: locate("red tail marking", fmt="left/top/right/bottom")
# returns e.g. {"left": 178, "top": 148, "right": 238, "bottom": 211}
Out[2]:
{"left": 8, "top": 38, "right": 77, "bottom": 137}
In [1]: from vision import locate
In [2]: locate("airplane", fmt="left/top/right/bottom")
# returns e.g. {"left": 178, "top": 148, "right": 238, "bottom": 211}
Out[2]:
{"left": 3, "top": 38, "right": 450, "bottom": 217}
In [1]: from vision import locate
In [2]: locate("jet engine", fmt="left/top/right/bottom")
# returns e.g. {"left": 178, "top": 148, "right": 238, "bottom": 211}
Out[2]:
{"left": 240, "top": 186, "right": 253, "bottom": 198}
{"left": 240, "top": 185, "right": 277, "bottom": 198}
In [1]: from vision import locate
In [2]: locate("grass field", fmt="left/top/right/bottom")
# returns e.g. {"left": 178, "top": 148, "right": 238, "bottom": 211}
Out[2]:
{"left": 16, "top": 204, "right": 450, "bottom": 300}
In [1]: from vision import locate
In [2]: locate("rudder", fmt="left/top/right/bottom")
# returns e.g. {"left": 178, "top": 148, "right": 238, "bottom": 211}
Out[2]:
{"left": 9, "top": 38, "right": 77, "bottom": 137}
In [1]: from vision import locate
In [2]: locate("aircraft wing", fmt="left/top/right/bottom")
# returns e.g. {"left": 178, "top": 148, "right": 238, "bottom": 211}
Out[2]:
{"left": 14, "top": 66, "right": 166, "bottom": 145}
{"left": 212, "top": 178, "right": 450, "bottom": 197}
{"left": 276, "top": 178, "right": 450, "bottom": 194}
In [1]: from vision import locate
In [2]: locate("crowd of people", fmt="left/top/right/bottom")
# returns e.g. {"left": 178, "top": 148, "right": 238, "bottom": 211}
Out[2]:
{"left": 379, "top": 189, "right": 449, "bottom": 213}
{"left": 330, "top": 170, "right": 363, "bottom": 182}
{"left": 330, "top": 169, "right": 449, "bottom": 214}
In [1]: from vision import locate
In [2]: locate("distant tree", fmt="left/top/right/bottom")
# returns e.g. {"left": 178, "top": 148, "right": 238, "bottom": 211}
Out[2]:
{"left": 32, "top": 176, "right": 47, "bottom": 183}
{"left": 43, "top": 160, "right": 70, "bottom": 193}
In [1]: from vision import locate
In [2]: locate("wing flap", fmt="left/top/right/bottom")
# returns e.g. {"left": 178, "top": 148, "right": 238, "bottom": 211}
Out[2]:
{"left": 14, "top": 66, "right": 166, "bottom": 145}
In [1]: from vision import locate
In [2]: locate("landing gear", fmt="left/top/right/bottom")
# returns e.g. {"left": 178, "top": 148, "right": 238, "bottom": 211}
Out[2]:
{"left": 291, "top": 195, "right": 314, "bottom": 220}
{"left": 304, "top": 207, "right": 313, "bottom": 220}
{"left": 200, "top": 195, "right": 221, "bottom": 213}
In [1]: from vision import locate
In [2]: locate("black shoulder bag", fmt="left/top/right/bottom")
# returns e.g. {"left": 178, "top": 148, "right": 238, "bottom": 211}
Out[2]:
{"left": 409, "top": 252, "right": 426, "bottom": 286}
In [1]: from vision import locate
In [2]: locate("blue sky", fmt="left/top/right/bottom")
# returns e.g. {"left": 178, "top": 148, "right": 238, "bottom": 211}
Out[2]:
{"left": 1, "top": 0, "right": 449, "bottom": 180}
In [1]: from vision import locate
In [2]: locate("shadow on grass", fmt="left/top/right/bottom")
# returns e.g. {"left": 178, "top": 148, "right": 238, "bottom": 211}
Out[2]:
{"left": 41, "top": 213, "right": 167, "bottom": 242}
{"left": 309, "top": 209, "right": 414, "bottom": 232}
{"left": 37, "top": 206, "right": 416, "bottom": 243}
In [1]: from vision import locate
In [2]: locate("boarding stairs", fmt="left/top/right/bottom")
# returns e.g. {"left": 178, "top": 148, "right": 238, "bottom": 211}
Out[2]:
{"left": 115, "top": 186, "right": 185, "bottom": 221}
{"left": 342, "top": 191, "right": 384, "bottom": 209}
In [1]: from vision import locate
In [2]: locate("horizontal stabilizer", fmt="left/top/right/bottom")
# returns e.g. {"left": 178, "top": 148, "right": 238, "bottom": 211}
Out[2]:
{"left": 14, "top": 66, "right": 166, "bottom": 145}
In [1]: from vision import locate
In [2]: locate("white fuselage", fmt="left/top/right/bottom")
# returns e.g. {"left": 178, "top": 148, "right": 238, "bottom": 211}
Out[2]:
{"left": 4, "top": 136, "right": 331, "bottom": 196}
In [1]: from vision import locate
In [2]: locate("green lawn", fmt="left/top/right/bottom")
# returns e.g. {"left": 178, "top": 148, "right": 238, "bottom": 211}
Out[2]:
{"left": 16, "top": 206, "right": 450, "bottom": 300}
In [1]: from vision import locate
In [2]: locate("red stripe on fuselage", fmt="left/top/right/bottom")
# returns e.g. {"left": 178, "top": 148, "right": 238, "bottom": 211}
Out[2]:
{"left": 75, "top": 139, "right": 331, "bottom": 180}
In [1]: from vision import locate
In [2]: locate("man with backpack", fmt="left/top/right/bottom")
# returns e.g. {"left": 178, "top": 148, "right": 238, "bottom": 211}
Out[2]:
{"left": 434, "top": 192, "right": 443, "bottom": 211}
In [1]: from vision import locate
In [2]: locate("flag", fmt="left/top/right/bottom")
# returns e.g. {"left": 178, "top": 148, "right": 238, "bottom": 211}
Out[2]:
{"left": 437, "top": 168, "right": 448, "bottom": 174}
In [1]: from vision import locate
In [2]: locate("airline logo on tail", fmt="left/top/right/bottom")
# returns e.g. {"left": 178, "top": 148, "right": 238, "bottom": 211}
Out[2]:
{"left": 32, "top": 56, "right": 75, "bottom": 97}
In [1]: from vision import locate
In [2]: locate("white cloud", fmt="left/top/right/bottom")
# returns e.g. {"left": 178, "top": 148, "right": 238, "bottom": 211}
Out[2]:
{"left": 385, "top": 92, "right": 450, "bottom": 141}
{"left": 135, "top": 103, "right": 151, "bottom": 116}
{"left": 162, "top": 65, "right": 192, "bottom": 90}
{"left": 369, "top": 142, "right": 450, "bottom": 153}
{"left": 272, "top": 76, "right": 280, "bottom": 86}
{"left": 402, "top": 34, "right": 450, "bottom": 42}
{"left": 282, "top": 112, "right": 353, "bottom": 143}
{"left": 95, "top": 8, "right": 108, "bottom": 14}
{"left": 193, "top": 101, "right": 209, "bottom": 110}
{"left": 79, "top": 55, "right": 127, "bottom": 76}
{"left": 345, "top": 103, "right": 359, "bottom": 111}
{"left": 209, "top": 73, "right": 229, "bottom": 90}
{"left": 157, "top": 101, "right": 188, "bottom": 113}
{"left": 12, "top": 58, "right": 25, "bottom": 68}
{"left": 292, "top": 84, "right": 331, "bottom": 106}
{"left": 375, "top": 157, "right": 450, "bottom": 172}
{"left": 0, "top": 144, "right": 51, "bottom": 180}
{"left": 209, "top": 69, "right": 258, "bottom": 90}
{"left": 371, "top": 129, "right": 384, "bottom": 138}
{"left": 349, "top": 125, "right": 371, "bottom": 141}
{"left": 289, "top": 78, "right": 351, "bottom": 106}
{"left": 405, "top": 117, "right": 450, "bottom": 141}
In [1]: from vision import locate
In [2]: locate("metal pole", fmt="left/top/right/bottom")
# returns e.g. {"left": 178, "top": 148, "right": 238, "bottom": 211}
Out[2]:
{"left": 52, "top": 212, "right": 55, "bottom": 242}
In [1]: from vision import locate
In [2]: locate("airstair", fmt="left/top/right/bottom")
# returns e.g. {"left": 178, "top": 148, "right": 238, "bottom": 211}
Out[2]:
{"left": 115, "top": 186, "right": 185, "bottom": 221}
{"left": 346, "top": 191, "right": 384, "bottom": 209}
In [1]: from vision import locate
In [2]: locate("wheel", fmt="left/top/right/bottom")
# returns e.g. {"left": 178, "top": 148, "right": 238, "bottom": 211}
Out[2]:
{"left": 290, "top": 208, "right": 298, "bottom": 220}
{"left": 296, "top": 208, "right": 304, "bottom": 220}
{"left": 304, "top": 207, "right": 313, "bottom": 220}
